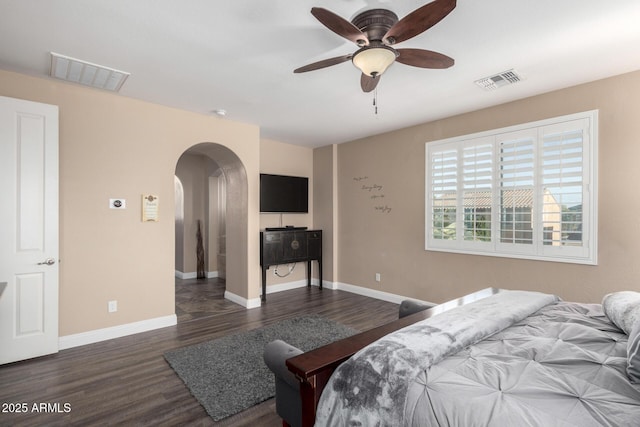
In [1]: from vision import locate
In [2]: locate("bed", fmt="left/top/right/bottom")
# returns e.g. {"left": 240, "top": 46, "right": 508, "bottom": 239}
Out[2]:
{"left": 285, "top": 288, "right": 640, "bottom": 426}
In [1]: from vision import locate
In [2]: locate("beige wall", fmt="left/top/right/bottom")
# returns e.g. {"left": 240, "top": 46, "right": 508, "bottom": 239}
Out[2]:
{"left": 259, "top": 138, "right": 315, "bottom": 288}
{"left": 0, "top": 69, "right": 260, "bottom": 335}
{"left": 313, "top": 145, "right": 338, "bottom": 283}
{"left": 336, "top": 70, "right": 640, "bottom": 304}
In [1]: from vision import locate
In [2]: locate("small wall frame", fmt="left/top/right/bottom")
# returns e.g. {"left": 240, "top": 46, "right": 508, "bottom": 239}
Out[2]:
{"left": 142, "top": 194, "right": 159, "bottom": 222}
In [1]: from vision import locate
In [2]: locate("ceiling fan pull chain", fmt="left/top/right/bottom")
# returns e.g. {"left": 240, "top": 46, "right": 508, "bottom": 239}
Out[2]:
{"left": 373, "top": 88, "right": 378, "bottom": 115}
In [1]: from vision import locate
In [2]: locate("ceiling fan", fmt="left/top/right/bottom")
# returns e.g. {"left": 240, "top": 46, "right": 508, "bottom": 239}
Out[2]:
{"left": 294, "top": 0, "right": 456, "bottom": 92}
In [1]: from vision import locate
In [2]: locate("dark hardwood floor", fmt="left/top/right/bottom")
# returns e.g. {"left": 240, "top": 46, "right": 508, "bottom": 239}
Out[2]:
{"left": 175, "top": 277, "right": 230, "bottom": 323}
{"left": 0, "top": 279, "right": 398, "bottom": 426}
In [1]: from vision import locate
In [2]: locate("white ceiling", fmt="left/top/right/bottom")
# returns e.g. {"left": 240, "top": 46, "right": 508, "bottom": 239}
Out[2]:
{"left": 1, "top": 0, "right": 640, "bottom": 148}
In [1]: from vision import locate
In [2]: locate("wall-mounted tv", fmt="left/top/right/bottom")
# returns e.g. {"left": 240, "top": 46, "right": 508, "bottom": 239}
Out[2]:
{"left": 260, "top": 173, "right": 308, "bottom": 213}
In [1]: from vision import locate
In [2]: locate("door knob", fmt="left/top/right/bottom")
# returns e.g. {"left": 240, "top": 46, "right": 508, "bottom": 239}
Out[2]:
{"left": 37, "top": 258, "right": 56, "bottom": 266}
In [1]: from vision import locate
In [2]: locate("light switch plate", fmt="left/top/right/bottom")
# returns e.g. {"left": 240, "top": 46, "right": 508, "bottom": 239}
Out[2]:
{"left": 109, "top": 198, "right": 126, "bottom": 209}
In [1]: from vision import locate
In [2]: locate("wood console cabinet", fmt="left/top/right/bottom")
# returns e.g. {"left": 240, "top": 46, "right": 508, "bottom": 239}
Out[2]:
{"left": 260, "top": 229, "right": 322, "bottom": 302}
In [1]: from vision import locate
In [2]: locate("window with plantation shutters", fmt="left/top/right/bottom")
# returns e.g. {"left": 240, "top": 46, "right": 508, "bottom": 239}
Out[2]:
{"left": 425, "top": 111, "right": 597, "bottom": 265}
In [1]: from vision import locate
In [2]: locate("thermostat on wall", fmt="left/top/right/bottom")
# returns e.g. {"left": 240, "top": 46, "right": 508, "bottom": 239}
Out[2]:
{"left": 110, "top": 198, "right": 126, "bottom": 209}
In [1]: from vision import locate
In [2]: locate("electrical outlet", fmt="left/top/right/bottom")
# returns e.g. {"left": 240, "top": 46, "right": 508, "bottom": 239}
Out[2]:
{"left": 375, "top": 273, "right": 381, "bottom": 282}
{"left": 108, "top": 300, "right": 118, "bottom": 313}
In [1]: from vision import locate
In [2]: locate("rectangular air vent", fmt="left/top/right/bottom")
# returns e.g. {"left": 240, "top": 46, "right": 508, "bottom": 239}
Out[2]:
{"left": 475, "top": 69, "right": 523, "bottom": 91}
{"left": 50, "top": 52, "right": 130, "bottom": 92}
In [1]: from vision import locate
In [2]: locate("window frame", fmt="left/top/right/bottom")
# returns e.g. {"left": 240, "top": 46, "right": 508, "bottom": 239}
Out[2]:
{"left": 425, "top": 110, "right": 598, "bottom": 265}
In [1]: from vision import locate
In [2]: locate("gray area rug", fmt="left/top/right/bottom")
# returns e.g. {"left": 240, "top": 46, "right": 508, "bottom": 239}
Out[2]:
{"left": 164, "top": 315, "right": 357, "bottom": 421}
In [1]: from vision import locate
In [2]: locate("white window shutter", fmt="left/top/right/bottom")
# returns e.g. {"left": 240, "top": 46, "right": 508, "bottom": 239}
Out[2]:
{"left": 462, "top": 139, "right": 493, "bottom": 244}
{"left": 428, "top": 148, "right": 458, "bottom": 243}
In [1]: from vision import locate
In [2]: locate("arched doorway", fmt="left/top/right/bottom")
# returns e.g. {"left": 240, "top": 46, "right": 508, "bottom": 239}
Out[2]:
{"left": 174, "top": 142, "right": 248, "bottom": 321}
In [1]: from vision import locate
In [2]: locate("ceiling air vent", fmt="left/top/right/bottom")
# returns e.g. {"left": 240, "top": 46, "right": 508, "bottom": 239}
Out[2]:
{"left": 474, "top": 69, "right": 523, "bottom": 91}
{"left": 50, "top": 52, "right": 130, "bottom": 92}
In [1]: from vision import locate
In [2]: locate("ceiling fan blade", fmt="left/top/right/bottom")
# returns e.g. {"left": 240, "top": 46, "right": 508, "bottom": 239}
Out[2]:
{"left": 360, "top": 73, "right": 380, "bottom": 93}
{"left": 294, "top": 55, "right": 353, "bottom": 73}
{"left": 311, "top": 7, "right": 369, "bottom": 46}
{"left": 384, "top": 0, "right": 456, "bottom": 45}
{"left": 396, "top": 48, "right": 454, "bottom": 68}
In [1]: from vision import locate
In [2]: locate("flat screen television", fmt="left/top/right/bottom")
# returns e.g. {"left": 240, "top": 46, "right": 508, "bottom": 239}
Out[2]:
{"left": 260, "top": 173, "right": 308, "bottom": 213}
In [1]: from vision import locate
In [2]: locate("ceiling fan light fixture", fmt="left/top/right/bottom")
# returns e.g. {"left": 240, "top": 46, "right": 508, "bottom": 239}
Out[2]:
{"left": 296, "top": 1, "right": 456, "bottom": 91}
{"left": 352, "top": 45, "right": 397, "bottom": 77}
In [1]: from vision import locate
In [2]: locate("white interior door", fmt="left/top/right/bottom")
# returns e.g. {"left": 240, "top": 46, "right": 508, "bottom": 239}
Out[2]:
{"left": 0, "top": 96, "right": 59, "bottom": 365}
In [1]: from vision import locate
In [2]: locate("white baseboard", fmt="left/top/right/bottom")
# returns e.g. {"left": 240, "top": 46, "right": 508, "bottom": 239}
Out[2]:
{"left": 321, "top": 280, "right": 338, "bottom": 290}
{"left": 175, "top": 270, "right": 218, "bottom": 279}
{"left": 334, "top": 281, "right": 405, "bottom": 304}
{"left": 224, "top": 290, "right": 261, "bottom": 309}
{"left": 265, "top": 277, "right": 335, "bottom": 294}
{"left": 175, "top": 270, "right": 195, "bottom": 279}
{"left": 265, "top": 279, "right": 308, "bottom": 294}
{"left": 58, "top": 314, "right": 177, "bottom": 350}
{"left": 334, "top": 281, "right": 434, "bottom": 306}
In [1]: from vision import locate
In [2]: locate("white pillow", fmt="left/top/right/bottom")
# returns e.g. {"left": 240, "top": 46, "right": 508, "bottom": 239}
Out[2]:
{"left": 602, "top": 291, "right": 640, "bottom": 335}
{"left": 628, "top": 320, "right": 640, "bottom": 383}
